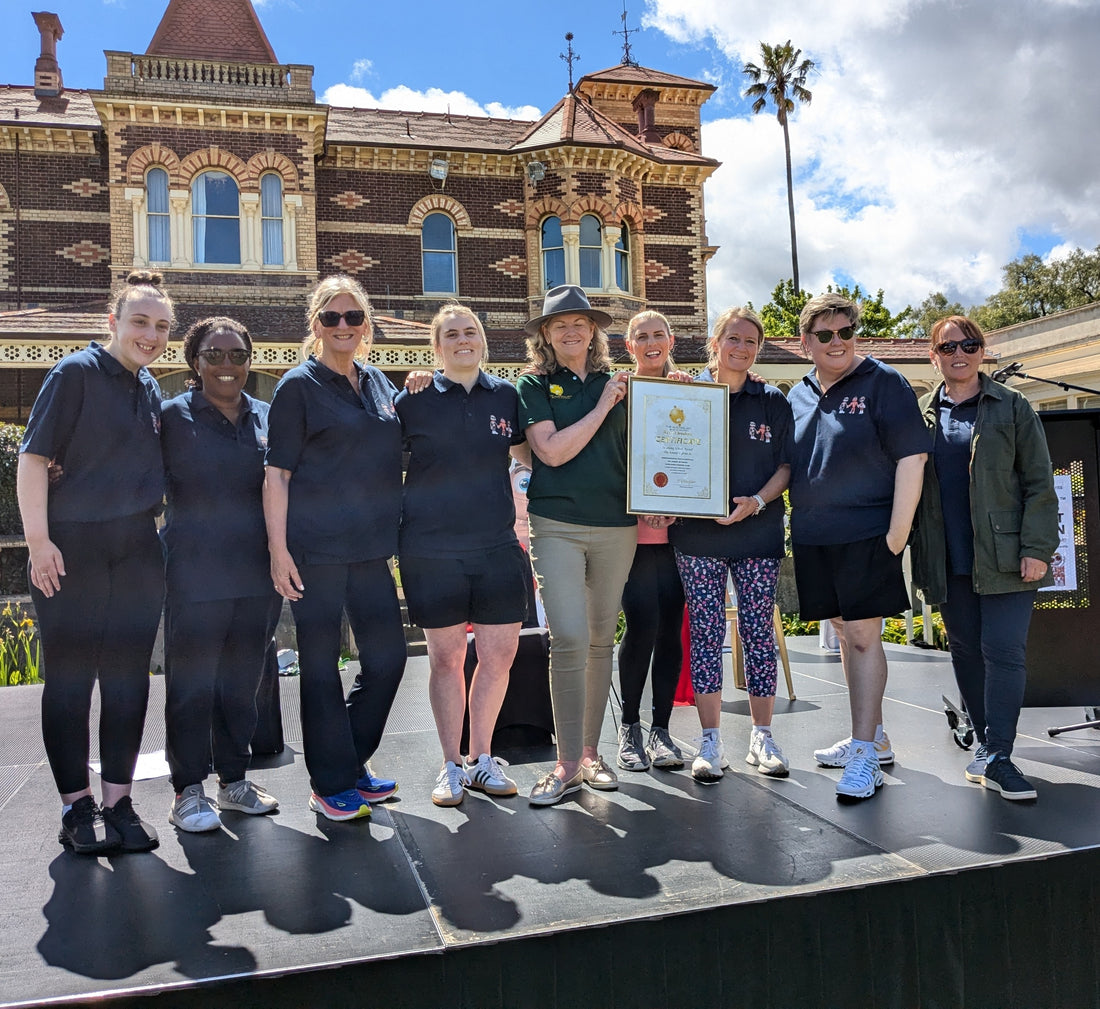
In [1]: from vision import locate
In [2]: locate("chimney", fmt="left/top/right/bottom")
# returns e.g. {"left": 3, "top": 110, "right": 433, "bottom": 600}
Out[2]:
{"left": 632, "top": 88, "right": 662, "bottom": 143}
{"left": 32, "top": 11, "right": 64, "bottom": 98}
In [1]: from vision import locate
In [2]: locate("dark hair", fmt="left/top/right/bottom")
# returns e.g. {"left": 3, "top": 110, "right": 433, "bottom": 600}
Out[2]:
{"left": 182, "top": 316, "right": 252, "bottom": 389}
{"left": 110, "top": 269, "right": 174, "bottom": 321}
{"left": 929, "top": 314, "right": 985, "bottom": 348}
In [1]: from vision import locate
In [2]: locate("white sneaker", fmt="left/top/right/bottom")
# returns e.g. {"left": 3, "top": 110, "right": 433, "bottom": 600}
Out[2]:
{"left": 814, "top": 733, "right": 894, "bottom": 768}
{"left": 169, "top": 783, "right": 222, "bottom": 832}
{"left": 432, "top": 761, "right": 470, "bottom": 807}
{"left": 835, "top": 743, "right": 884, "bottom": 800}
{"left": 464, "top": 753, "right": 517, "bottom": 796}
{"left": 692, "top": 734, "right": 729, "bottom": 783}
{"left": 746, "top": 729, "right": 790, "bottom": 777}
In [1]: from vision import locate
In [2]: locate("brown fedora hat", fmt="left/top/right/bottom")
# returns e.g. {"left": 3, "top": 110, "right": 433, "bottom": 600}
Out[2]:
{"left": 524, "top": 285, "right": 614, "bottom": 335}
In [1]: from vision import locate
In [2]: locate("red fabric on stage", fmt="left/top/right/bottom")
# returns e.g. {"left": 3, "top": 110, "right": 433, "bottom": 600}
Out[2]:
{"left": 674, "top": 608, "right": 695, "bottom": 705}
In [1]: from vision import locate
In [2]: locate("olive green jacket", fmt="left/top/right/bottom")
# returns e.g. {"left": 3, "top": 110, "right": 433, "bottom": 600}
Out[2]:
{"left": 910, "top": 373, "right": 1059, "bottom": 603}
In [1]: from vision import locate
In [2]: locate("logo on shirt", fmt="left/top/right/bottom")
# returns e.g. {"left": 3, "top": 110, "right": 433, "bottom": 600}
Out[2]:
{"left": 549, "top": 383, "right": 565, "bottom": 398}
{"left": 748, "top": 420, "right": 772, "bottom": 443}
{"left": 840, "top": 395, "right": 867, "bottom": 415}
{"left": 490, "top": 415, "right": 514, "bottom": 439}
{"left": 150, "top": 410, "right": 161, "bottom": 435}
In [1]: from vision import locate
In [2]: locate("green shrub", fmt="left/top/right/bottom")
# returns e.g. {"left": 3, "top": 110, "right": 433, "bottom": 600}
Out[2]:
{"left": 0, "top": 601, "right": 41, "bottom": 686}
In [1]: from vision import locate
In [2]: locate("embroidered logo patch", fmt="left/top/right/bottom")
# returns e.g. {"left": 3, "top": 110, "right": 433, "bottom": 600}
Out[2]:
{"left": 549, "top": 384, "right": 565, "bottom": 398}
{"left": 748, "top": 420, "right": 772, "bottom": 443}
{"left": 840, "top": 396, "right": 867, "bottom": 415}
{"left": 490, "top": 414, "right": 514, "bottom": 439}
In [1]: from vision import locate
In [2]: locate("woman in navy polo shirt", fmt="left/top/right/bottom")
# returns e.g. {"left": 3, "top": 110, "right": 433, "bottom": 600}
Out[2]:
{"left": 670, "top": 307, "right": 794, "bottom": 783}
{"left": 395, "top": 304, "right": 530, "bottom": 807}
{"left": 264, "top": 275, "right": 405, "bottom": 822}
{"left": 17, "top": 270, "right": 170, "bottom": 855}
{"left": 517, "top": 286, "right": 636, "bottom": 806}
{"left": 161, "top": 317, "right": 282, "bottom": 832}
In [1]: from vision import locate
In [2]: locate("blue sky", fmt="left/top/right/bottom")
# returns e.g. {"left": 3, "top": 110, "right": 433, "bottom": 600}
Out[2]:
{"left": 5, "top": 0, "right": 1099, "bottom": 318}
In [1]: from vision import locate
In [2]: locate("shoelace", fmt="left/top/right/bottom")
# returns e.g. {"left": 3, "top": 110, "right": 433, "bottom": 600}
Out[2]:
{"left": 224, "top": 780, "right": 259, "bottom": 804}
{"left": 176, "top": 789, "right": 211, "bottom": 817}
{"left": 758, "top": 733, "right": 782, "bottom": 759}
{"left": 440, "top": 765, "right": 470, "bottom": 792}
{"left": 844, "top": 755, "right": 879, "bottom": 786}
{"left": 474, "top": 755, "right": 507, "bottom": 782}
{"left": 694, "top": 736, "right": 721, "bottom": 761}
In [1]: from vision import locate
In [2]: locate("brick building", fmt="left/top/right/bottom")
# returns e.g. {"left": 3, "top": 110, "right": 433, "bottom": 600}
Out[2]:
{"left": 0, "top": 0, "right": 726, "bottom": 417}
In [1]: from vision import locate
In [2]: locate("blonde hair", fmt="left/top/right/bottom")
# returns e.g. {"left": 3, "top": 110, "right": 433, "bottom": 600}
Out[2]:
{"left": 625, "top": 310, "right": 676, "bottom": 376}
{"left": 525, "top": 317, "right": 613, "bottom": 374}
{"left": 429, "top": 303, "right": 489, "bottom": 366}
{"left": 707, "top": 306, "right": 764, "bottom": 373}
{"left": 302, "top": 274, "right": 373, "bottom": 362}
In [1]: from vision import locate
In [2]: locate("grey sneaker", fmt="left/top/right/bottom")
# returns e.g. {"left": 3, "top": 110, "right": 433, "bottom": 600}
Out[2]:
{"left": 964, "top": 743, "right": 989, "bottom": 783}
{"left": 746, "top": 729, "right": 790, "bottom": 777}
{"left": 815, "top": 733, "right": 895, "bottom": 768}
{"left": 218, "top": 778, "right": 279, "bottom": 815}
{"left": 616, "top": 721, "right": 651, "bottom": 771}
{"left": 646, "top": 726, "right": 684, "bottom": 769}
{"left": 692, "top": 734, "right": 728, "bottom": 783}
{"left": 170, "top": 783, "right": 222, "bottom": 833}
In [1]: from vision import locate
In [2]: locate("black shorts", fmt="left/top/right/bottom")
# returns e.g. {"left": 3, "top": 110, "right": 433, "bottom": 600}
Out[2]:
{"left": 792, "top": 535, "right": 910, "bottom": 622}
{"left": 401, "top": 542, "right": 532, "bottom": 628}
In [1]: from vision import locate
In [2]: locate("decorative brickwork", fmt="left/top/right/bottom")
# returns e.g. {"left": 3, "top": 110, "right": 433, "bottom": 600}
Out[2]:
{"left": 494, "top": 198, "right": 524, "bottom": 217}
{"left": 61, "top": 178, "right": 105, "bottom": 197}
{"left": 57, "top": 241, "right": 110, "bottom": 266}
{"left": 245, "top": 150, "right": 299, "bottom": 191}
{"left": 645, "top": 258, "right": 675, "bottom": 282}
{"left": 407, "top": 195, "right": 472, "bottom": 231}
{"left": 125, "top": 143, "right": 184, "bottom": 185}
{"left": 331, "top": 190, "right": 369, "bottom": 210}
{"left": 178, "top": 146, "right": 251, "bottom": 186}
{"left": 662, "top": 132, "right": 696, "bottom": 152}
{"left": 489, "top": 254, "right": 526, "bottom": 278}
{"left": 0, "top": 183, "right": 9, "bottom": 211}
{"left": 327, "top": 248, "right": 381, "bottom": 274}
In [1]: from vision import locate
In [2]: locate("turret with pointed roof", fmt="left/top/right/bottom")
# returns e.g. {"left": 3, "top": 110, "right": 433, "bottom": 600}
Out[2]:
{"left": 146, "top": 0, "right": 278, "bottom": 63}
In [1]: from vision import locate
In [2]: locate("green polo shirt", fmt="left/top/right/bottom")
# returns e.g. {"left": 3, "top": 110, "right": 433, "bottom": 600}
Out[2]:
{"left": 516, "top": 367, "right": 633, "bottom": 527}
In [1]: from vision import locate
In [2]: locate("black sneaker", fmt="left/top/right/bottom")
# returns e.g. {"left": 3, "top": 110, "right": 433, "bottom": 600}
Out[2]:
{"left": 102, "top": 796, "right": 160, "bottom": 852}
{"left": 59, "top": 796, "right": 121, "bottom": 854}
{"left": 981, "top": 755, "right": 1038, "bottom": 801}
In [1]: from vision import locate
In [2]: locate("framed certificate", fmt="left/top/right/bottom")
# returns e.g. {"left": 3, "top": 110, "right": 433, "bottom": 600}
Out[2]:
{"left": 626, "top": 375, "right": 729, "bottom": 518}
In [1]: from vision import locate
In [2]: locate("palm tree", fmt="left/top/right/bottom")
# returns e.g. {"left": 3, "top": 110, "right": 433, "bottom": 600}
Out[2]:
{"left": 743, "top": 41, "right": 815, "bottom": 293}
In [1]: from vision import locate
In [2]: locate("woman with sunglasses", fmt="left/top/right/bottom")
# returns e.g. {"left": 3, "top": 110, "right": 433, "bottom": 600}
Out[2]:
{"left": 911, "top": 316, "right": 1057, "bottom": 800}
{"left": 670, "top": 308, "right": 794, "bottom": 782}
{"left": 160, "top": 317, "right": 283, "bottom": 831}
{"left": 788, "top": 293, "right": 929, "bottom": 801}
{"left": 264, "top": 276, "right": 406, "bottom": 822}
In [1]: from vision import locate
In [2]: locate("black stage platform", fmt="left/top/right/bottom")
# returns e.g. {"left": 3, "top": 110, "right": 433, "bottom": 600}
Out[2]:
{"left": 2, "top": 638, "right": 1100, "bottom": 1009}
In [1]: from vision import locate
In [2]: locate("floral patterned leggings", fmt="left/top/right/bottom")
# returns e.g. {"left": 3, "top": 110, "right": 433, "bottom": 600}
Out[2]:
{"left": 674, "top": 551, "right": 782, "bottom": 697}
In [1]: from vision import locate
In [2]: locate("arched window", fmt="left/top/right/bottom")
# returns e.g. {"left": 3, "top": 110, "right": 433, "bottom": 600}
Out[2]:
{"left": 146, "top": 167, "right": 170, "bottom": 263}
{"left": 579, "top": 214, "right": 602, "bottom": 289}
{"left": 615, "top": 223, "right": 631, "bottom": 293}
{"left": 422, "top": 212, "right": 456, "bottom": 293}
{"left": 261, "top": 173, "right": 283, "bottom": 266}
{"left": 191, "top": 170, "right": 240, "bottom": 264}
{"left": 541, "top": 215, "right": 565, "bottom": 290}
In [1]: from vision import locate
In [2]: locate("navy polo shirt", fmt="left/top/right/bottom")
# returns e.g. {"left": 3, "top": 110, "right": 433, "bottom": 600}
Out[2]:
{"left": 788, "top": 357, "right": 930, "bottom": 546}
{"left": 516, "top": 367, "right": 633, "bottom": 528}
{"left": 20, "top": 341, "right": 163, "bottom": 523}
{"left": 933, "top": 389, "right": 979, "bottom": 576}
{"left": 395, "top": 369, "right": 523, "bottom": 559}
{"left": 265, "top": 357, "right": 402, "bottom": 564}
{"left": 670, "top": 379, "right": 793, "bottom": 560}
{"left": 161, "top": 390, "right": 275, "bottom": 603}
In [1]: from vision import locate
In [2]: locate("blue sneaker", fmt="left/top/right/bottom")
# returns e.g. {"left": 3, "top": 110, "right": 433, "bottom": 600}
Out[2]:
{"left": 356, "top": 768, "right": 398, "bottom": 803}
{"left": 309, "top": 789, "right": 371, "bottom": 821}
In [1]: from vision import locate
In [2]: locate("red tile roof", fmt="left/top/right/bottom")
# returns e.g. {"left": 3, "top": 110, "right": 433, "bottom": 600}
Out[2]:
{"left": 325, "top": 106, "right": 535, "bottom": 151}
{"left": 578, "top": 63, "right": 716, "bottom": 94}
{"left": 146, "top": 0, "right": 279, "bottom": 63}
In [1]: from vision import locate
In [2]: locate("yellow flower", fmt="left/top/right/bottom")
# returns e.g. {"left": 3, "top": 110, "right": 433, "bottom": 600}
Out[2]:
{"left": 20, "top": 618, "right": 34, "bottom": 630}
{"left": 549, "top": 384, "right": 564, "bottom": 397}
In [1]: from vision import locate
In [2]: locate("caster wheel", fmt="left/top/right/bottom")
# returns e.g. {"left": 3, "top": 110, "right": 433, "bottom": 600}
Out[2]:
{"left": 953, "top": 726, "right": 974, "bottom": 749}
{"left": 945, "top": 708, "right": 959, "bottom": 730}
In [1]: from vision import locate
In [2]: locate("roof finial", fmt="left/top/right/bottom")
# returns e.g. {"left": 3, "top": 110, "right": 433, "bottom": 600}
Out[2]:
{"left": 560, "top": 32, "right": 579, "bottom": 92}
{"left": 614, "top": 3, "right": 638, "bottom": 67}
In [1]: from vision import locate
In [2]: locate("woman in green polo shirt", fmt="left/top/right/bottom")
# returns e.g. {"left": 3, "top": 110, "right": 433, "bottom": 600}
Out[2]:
{"left": 517, "top": 286, "right": 637, "bottom": 806}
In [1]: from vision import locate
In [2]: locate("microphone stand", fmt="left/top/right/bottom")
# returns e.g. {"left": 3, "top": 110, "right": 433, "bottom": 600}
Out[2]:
{"left": 993, "top": 362, "right": 1100, "bottom": 398}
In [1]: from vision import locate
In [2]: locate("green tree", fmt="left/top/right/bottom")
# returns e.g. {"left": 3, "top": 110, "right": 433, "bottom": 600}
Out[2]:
{"left": 910, "top": 292, "right": 967, "bottom": 340}
{"left": 971, "top": 246, "right": 1100, "bottom": 331}
{"left": 756, "top": 279, "right": 807, "bottom": 339}
{"left": 743, "top": 41, "right": 815, "bottom": 294}
{"left": 757, "top": 281, "right": 914, "bottom": 340}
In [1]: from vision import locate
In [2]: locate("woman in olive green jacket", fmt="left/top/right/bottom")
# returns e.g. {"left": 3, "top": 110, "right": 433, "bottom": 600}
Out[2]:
{"left": 910, "top": 316, "right": 1058, "bottom": 801}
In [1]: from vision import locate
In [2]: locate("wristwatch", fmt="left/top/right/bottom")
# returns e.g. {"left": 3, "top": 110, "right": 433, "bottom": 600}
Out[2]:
{"left": 752, "top": 494, "right": 766, "bottom": 515}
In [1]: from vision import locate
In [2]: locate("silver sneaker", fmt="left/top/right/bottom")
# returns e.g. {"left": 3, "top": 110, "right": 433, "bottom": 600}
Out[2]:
{"left": 746, "top": 729, "right": 790, "bottom": 777}
{"left": 646, "top": 726, "right": 684, "bottom": 769}
{"left": 692, "top": 734, "right": 728, "bottom": 783}
{"left": 814, "top": 733, "right": 895, "bottom": 768}
{"left": 835, "top": 743, "right": 884, "bottom": 800}
{"left": 217, "top": 778, "right": 278, "bottom": 815}
{"left": 616, "top": 721, "right": 651, "bottom": 771}
{"left": 170, "top": 783, "right": 222, "bottom": 833}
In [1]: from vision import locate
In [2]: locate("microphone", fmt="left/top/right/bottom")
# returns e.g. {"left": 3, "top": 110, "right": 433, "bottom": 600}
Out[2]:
{"left": 992, "top": 361, "right": 1022, "bottom": 384}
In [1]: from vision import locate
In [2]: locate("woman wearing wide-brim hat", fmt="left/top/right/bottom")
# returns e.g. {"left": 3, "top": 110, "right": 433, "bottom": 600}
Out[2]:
{"left": 516, "top": 285, "right": 637, "bottom": 805}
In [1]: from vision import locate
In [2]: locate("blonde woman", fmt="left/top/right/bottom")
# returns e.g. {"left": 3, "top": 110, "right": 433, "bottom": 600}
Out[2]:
{"left": 616, "top": 310, "right": 685, "bottom": 771}
{"left": 517, "top": 285, "right": 636, "bottom": 805}
{"left": 395, "top": 305, "right": 530, "bottom": 806}
{"left": 263, "top": 275, "right": 406, "bottom": 821}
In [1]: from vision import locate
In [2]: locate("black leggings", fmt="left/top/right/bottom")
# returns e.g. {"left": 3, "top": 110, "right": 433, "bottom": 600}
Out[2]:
{"left": 164, "top": 593, "right": 282, "bottom": 791}
{"left": 32, "top": 513, "right": 164, "bottom": 795}
{"left": 290, "top": 558, "right": 407, "bottom": 796}
{"left": 617, "top": 543, "right": 684, "bottom": 727}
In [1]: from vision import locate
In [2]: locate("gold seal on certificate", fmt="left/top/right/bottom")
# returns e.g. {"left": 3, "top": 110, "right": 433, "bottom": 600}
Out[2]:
{"left": 626, "top": 375, "right": 729, "bottom": 518}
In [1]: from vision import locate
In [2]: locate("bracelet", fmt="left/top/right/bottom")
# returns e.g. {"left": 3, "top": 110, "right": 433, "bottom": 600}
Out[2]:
{"left": 752, "top": 494, "right": 766, "bottom": 515}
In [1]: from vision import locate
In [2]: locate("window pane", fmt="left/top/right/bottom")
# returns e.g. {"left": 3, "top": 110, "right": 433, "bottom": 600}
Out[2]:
{"left": 541, "top": 216, "right": 562, "bottom": 248}
{"left": 579, "top": 249, "right": 601, "bottom": 289}
{"left": 580, "top": 214, "right": 602, "bottom": 246}
{"left": 201, "top": 172, "right": 239, "bottom": 216}
{"left": 261, "top": 174, "right": 282, "bottom": 217}
{"left": 196, "top": 216, "right": 240, "bottom": 264}
{"left": 423, "top": 251, "right": 456, "bottom": 292}
{"left": 543, "top": 248, "right": 565, "bottom": 289}
{"left": 616, "top": 227, "right": 628, "bottom": 253}
{"left": 149, "top": 214, "right": 170, "bottom": 263}
{"left": 263, "top": 218, "right": 283, "bottom": 265}
{"left": 422, "top": 213, "right": 455, "bottom": 251}
{"left": 147, "top": 168, "right": 168, "bottom": 213}
{"left": 616, "top": 250, "right": 629, "bottom": 292}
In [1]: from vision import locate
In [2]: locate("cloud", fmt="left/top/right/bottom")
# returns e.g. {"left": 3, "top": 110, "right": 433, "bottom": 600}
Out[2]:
{"left": 649, "top": 0, "right": 1100, "bottom": 316}
{"left": 349, "top": 59, "right": 373, "bottom": 83}
{"left": 321, "top": 83, "right": 540, "bottom": 122}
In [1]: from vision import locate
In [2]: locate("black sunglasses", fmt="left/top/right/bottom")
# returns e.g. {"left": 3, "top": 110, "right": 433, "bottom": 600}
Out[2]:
{"left": 810, "top": 326, "right": 856, "bottom": 344}
{"left": 197, "top": 348, "right": 250, "bottom": 366}
{"left": 935, "top": 338, "right": 983, "bottom": 357}
{"left": 318, "top": 309, "right": 367, "bottom": 328}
